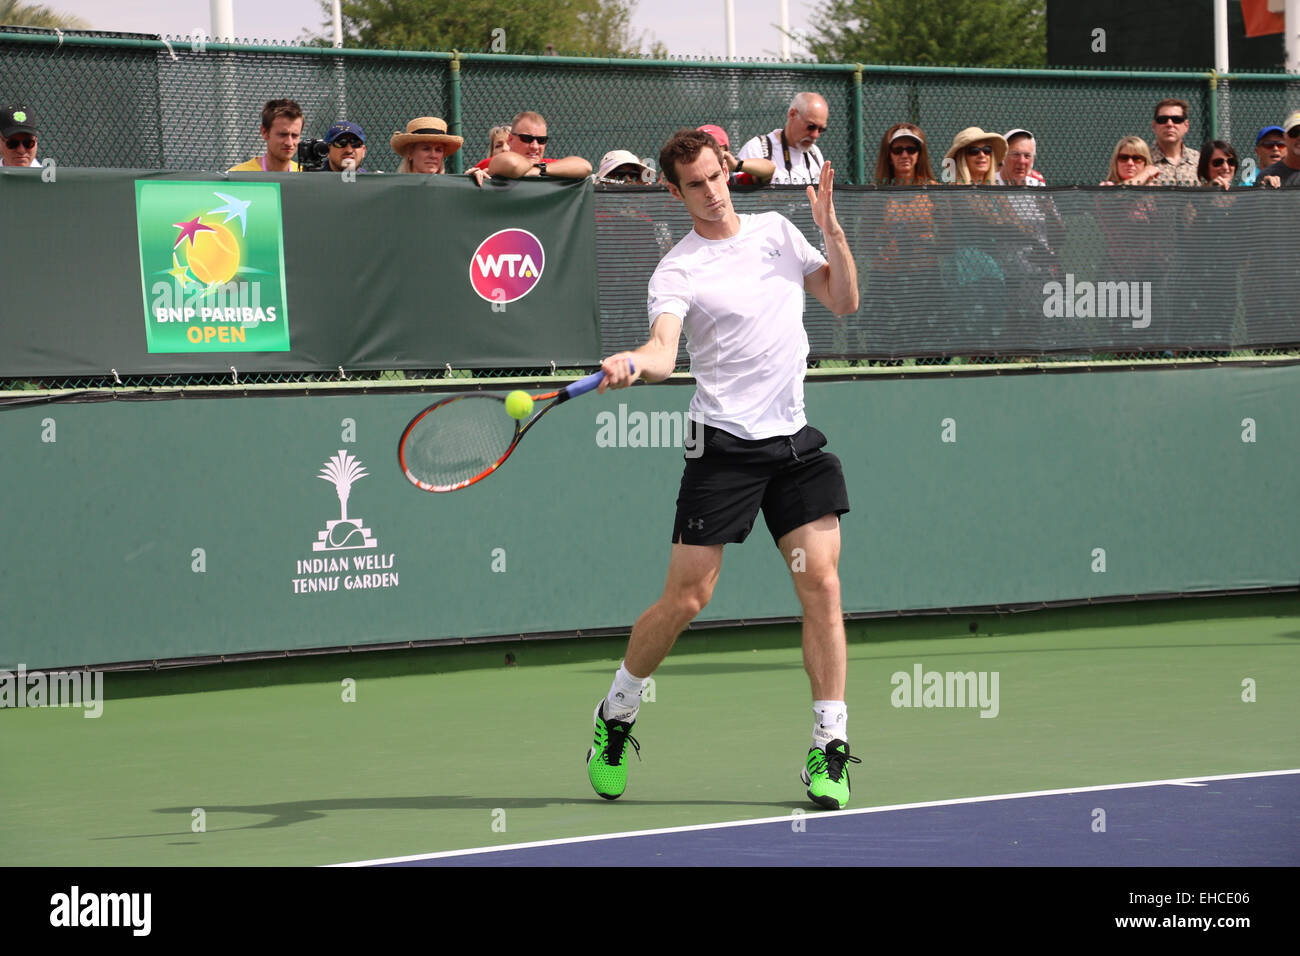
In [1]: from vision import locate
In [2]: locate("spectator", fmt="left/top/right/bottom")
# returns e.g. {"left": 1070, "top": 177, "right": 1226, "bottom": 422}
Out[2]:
{"left": 1185, "top": 142, "right": 1241, "bottom": 351}
{"left": 1101, "top": 137, "right": 1159, "bottom": 185}
{"left": 1148, "top": 98, "right": 1199, "bottom": 185}
{"left": 1253, "top": 125, "right": 1286, "bottom": 180}
{"left": 391, "top": 117, "right": 462, "bottom": 174}
{"left": 596, "top": 150, "right": 654, "bottom": 184}
{"left": 1258, "top": 110, "right": 1300, "bottom": 187}
{"left": 1196, "top": 140, "right": 1238, "bottom": 189}
{"left": 319, "top": 121, "right": 370, "bottom": 173}
{"left": 469, "top": 111, "right": 592, "bottom": 184}
{"left": 0, "top": 105, "right": 42, "bottom": 167}
{"left": 995, "top": 129, "right": 1064, "bottom": 348}
{"left": 873, "top": 123, "right": 937, "bottom": 185}
{"left": 1095, "top": 137, "right": 1168, "bottom": 292}
{"left": 697, "top": 123, "right": 774, "bottom": 188}
{"left": 488, "top": 125, "right": 512, "bottom": 157}
{"left": 867, "top": 124, "right": 946, "bottom": 361}
{"left": 943, "top": 128, "right": 1006, "bottom": 185}
{"left": 996, "top": 129, "right": 1045, "bottom": 186}
{"left": 229, "top": 99, "right": 303, "bottom": 172}
{"left": 735, "top": 92, "right": 828, "bottom": 185}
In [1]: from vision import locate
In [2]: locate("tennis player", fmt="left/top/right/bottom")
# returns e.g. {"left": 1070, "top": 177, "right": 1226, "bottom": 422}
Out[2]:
{"left": 589, "top": 128, "right": 860, "bottom": 809}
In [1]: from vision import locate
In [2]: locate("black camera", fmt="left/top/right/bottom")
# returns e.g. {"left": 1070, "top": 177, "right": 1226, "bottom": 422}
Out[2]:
{"left": 297, "top": 137, "right": 330, "bottom": 171}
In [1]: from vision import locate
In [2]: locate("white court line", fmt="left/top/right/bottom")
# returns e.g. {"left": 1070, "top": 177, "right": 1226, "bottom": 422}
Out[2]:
{"left": 330, "top": 768, "right": 1300, "bottom": 867}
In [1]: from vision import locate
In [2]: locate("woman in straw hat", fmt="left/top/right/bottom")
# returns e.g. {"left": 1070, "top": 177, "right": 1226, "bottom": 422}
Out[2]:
{"left": 944, "top": 127, "right": 1007, "bottom": 185}
{"left": 391, "top": 116, "right": 463, "bottom": 174}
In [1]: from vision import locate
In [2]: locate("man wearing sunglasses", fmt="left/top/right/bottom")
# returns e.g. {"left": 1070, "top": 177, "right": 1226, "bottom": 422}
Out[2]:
{"left": 469, "top": 110, "right": 591, "bottom": 183}
{"left": 1, "top": 105, "right": 43, "bottom": 168}
{"left": 1258, "top": 110, "right": 1300, "bottom": 188}
{"left": 318, "top": 121, "right": 371, "bottom": 174}
{"left": 1253, "top": 125, "right": 1286, "bottom": 178}
{"left": 1148, "top": 98, "right": 1200, "bottom": 186}
{"left": 736, "top": 92, "right": 829, "bottom": 186}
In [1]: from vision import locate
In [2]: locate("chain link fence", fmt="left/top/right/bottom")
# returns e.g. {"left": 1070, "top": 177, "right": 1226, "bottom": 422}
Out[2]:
{"left": 4, "top": 29, "right": 1298, "bottom": 182}
{"left": 3, "top": 29, "right": 1297, "bottom": 392}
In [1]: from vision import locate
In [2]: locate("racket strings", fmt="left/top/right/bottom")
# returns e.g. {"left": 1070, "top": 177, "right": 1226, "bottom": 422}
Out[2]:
{"left": 402, "top": 397, "right": 519, "bottom": 489}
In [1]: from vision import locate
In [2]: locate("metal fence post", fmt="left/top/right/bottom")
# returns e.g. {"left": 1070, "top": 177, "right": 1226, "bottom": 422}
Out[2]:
{"left": 1207, "top": 70, "right": 1219, "bottom": 142}
{"left": 853, "top": 64, "right": 864, "bottom": 184}
{"left": 450, "top": 50, "right": 463, "bottom": 174}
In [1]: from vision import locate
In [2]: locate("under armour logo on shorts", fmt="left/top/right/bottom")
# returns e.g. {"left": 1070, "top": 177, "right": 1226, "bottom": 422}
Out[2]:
{"left": 687, "top": 518, "right": 705, "bottom": 530}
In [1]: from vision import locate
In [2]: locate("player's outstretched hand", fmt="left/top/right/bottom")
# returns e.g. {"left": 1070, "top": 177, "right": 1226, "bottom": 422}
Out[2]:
{"left": 807, "top": 162, "right": 842, "bottom": 236}
{"left": 598, "top": 353, "right": 638, "bottom": 393}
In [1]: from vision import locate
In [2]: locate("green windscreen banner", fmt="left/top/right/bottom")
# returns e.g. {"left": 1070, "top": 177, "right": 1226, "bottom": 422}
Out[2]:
{"left": 0, "top": 167, "right": 598, "bottom": 376}
{"left": 1, "top": 367, "right": 1298, "bottom": 670}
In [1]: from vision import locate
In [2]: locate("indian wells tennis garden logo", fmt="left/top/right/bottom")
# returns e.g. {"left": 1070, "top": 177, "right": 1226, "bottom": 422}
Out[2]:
{"left": 135, "top": 181, "right": 290, "bottom": 352}
{"left": 293, "top": 451, "right": 399, "bottom": 595}
{"left": 469, "top": 228, "right": 545, "bottom": 304}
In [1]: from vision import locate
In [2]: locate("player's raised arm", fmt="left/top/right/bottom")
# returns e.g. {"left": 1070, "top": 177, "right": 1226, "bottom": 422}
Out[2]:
{"left": 598, "top": 313, "right": 682, "bottom": 391}
{"left": 804, "top": 163, "right": 859, "bottom": 316}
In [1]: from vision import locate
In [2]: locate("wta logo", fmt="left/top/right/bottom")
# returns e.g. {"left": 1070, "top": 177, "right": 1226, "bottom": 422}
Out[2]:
{"left": 470, "top": 228, "right": 545, "bottom": 304}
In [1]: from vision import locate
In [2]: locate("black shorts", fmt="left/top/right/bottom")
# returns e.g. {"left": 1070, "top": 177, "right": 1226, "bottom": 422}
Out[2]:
{"left": 672, "top": 424, "right": 850, "bottom": 546}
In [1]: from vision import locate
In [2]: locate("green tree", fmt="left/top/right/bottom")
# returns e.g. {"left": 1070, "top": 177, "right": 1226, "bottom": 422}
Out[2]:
{"left": 306, "top": 0, "right": 657, "bottom": 56}
{"left": 805, "top": 0, "right": 1045, "bottom": 67}
{"left": 0, "top": 0, "right": 89, "bottom": 28}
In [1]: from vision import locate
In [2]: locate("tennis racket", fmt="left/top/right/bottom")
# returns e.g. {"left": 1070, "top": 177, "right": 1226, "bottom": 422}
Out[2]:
{"left": 397, "top": 365, "right": 631, "bottom": 493}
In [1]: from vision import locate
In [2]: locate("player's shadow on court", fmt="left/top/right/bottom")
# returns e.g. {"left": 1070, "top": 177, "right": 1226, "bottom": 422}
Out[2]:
{"left": 94, "top": 795, "right": 797, "bottom": 839}
{"left": 580, "top": 660, "right": 806, "bottom": 676}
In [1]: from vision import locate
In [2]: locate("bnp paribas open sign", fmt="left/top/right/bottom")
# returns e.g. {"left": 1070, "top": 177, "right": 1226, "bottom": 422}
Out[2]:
{"left": 134, "top": 180, "right": 290, "bottom": 353}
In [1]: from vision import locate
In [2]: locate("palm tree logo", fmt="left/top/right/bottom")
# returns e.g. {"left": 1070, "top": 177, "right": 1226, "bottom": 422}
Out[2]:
{"left": 313, "top": 450, "right": 378, "bottom": 551}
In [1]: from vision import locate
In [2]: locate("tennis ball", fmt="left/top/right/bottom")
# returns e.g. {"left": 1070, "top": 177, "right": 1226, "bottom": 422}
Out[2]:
{"left": 187, "top": 220, "right": 241, "bottom": 285}
{"left": 505, "top": 390, "right": 533, "bottom": 420}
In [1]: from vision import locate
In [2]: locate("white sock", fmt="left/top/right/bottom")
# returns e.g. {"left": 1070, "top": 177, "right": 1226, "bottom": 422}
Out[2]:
{"left": 604, "top": 662, "right": 647, "bottom": 722}
{"left": 812, "top": 700, "right": 847, "bottom": 750}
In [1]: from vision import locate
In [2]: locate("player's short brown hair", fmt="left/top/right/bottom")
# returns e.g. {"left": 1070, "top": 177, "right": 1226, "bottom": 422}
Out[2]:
{"left": 659, "top": 129, "right": 725, "bottom": 187}
{"left": 261, "top": 98, "right": 303, "bottom": 131}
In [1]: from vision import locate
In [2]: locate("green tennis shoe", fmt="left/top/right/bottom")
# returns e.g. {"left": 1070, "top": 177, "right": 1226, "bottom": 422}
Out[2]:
{"left": 801, "top": 739, "right": 861, "bottom": 810}
{"left": 586, "top": 701, "right": 640, "bottom": 800}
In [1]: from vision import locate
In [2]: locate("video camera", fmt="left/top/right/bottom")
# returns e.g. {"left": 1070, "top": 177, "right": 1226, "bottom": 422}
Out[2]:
{"left": 296, "top": 138, "right": 330, "bottom": 172}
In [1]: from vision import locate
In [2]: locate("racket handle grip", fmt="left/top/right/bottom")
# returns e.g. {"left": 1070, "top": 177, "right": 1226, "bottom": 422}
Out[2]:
{"left": 564, "top": 361, "right": 635, "bottom": 400}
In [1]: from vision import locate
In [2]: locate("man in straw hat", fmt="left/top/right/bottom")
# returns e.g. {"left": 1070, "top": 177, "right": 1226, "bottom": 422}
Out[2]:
{"left": 391, "top": 117, "right": 462, "bottom": 174}
{"left": 467, "top": 110, "right": 591, "bottom": 185}
{"left": 944, "top": 127, "right": 1007, "bottom": 184}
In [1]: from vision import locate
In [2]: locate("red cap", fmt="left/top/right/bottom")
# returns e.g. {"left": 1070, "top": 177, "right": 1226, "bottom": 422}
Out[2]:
{"left": 697, "top": 124, "right": 730, "bottom": 150}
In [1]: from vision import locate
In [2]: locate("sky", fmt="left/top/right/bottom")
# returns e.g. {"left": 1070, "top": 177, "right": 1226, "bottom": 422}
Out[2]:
{"left": 49, "top": 0, "right": 824, "bottom": 60}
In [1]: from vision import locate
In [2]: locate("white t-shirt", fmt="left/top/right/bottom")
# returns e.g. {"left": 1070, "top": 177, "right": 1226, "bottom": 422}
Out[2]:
{"left": 995, "top": 169, "right": 1045, "bottom": 185}
{"left": 647, "top": 212, "right": 827, "bottom": 440}
{"left": 736, "top": 129, "right": 824, "bottom": 185}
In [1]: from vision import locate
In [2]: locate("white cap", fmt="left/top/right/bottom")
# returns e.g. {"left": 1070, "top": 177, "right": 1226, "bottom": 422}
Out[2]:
{"left": 597, "top": 149, "right": 652, "bottom": 180}
{"left": 1004, "top": 128, "right": 1034, "bottom": 143}
{"left": 889, "top": 127, "right": 924, "bottom": 145}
